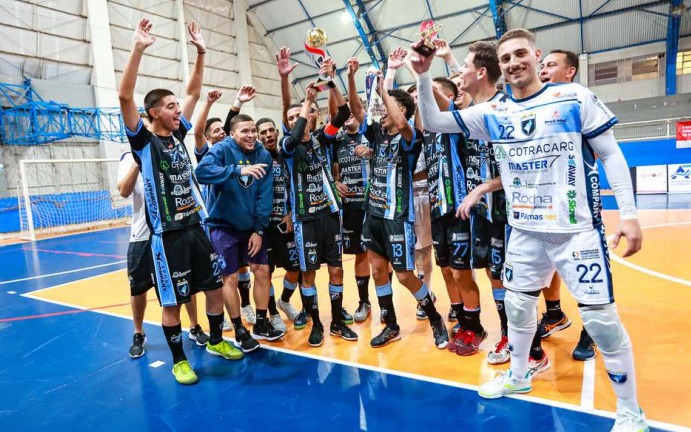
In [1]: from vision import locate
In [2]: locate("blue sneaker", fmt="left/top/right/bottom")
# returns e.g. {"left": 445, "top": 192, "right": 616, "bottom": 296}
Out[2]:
{"left": 572, "top": 328, "right": 596, "bottom": 361}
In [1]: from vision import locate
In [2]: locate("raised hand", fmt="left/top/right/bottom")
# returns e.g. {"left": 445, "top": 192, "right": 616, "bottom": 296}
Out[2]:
{"left": 347, "top": 57, "right": 359, "bottom": 77}
{"left": 187, "top": 21, "right": 206, "bottom": 53}
{"left": 236, "top": 85, "right": 256, "bottom": 102}
{"left": 133, "top": 18, "right": 156, "bottom": 50}
{"left": 276, "top": 46, "right": 298, "bottom": 76}
{"left": 434, "top": 39, "right": 451, "bottom": 59}
{"left": 319, "top": 57, "right": 336, "bottom": 79}
{"left": 305, "top": 83, "right": 318, "bottom": 102}
{"left": 207, "top": 89, "right": 223, "bottom": 103}
{"left": 388, "top": 47, "right": 408, "bottom": 70}
{"left": 409, "top": 42, "right": 436, "bottom": 74}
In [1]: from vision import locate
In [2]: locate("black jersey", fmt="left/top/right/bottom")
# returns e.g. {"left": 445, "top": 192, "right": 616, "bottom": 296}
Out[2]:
{"left": 281, "top": 128, "right": 340, "bottom": 222}
{"left": 333, "top": 131, "right": 370, "bottom": 211}
{"left": 364, "top": 122, "right": 422, "bottom": 222}
{"left": 269, "top": 149, "right": 290, "bottom": 226}
{"left": 423, "top": 130, "right": 465, "bottom": 220}
{"left": 127, "top": 117, "right": 207, "bottom": 234}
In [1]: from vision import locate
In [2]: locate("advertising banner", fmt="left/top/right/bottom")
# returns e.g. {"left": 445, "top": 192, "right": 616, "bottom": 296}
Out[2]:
{"left": 636, "top": 165, "right": 667, "bottom": 194}
{"left": 668, "top": 164, "right": 691, "bottom": 193}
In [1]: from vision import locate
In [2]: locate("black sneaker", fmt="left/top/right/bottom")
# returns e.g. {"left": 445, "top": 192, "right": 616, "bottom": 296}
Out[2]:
{"left": 431, "top": 319, "right": 449, "bottom": 349}
{"left": 188, "top": 324, "right": 209, "bottom": 346}
{"left": 129, "top": 333, "right": 146, "bottom": 358}
{"left": 572, "top": 328, "right": 597, "bottom": 361}
{"left": 234, "top": 326, "right": 260, "bottom": 353}
{"left": 370, "top": 326, "right": 401, "bottom": 348}
{"left": 308, "top": 324, "right": 324, "bottom": 347}
{"left": 341, "top": 307, "right": 354, "bottom": 325}
{"left": 252, "top": 319, "right": 285, "bottom": 341}
{"left": 448, "top": 307, "right": 458, "bottom": 322}
{"left": 330, "top": 322, "right": 358, "bottom": 341}
{"left": 294, "top": 309, "right": 311, "bottom": 330}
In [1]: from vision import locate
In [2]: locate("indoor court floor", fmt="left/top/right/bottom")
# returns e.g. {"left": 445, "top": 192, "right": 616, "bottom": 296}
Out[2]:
{"left": 1, "top": 201, "right": 690, "bottom": 431}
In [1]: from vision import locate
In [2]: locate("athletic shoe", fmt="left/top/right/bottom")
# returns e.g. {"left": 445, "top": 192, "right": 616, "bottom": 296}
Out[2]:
{"left": 252, "top": 319, "right": 285, "bottom": 341}
{"left": 188, "top": 325, "right": 209, "bottom": 346}
{"left": 241, "top": 305, "right": 256, "bottom": 325}
{"left": 330, "top": 322, "right": 358, "bottom": 341}
{"left": 341, "top": 307, "right": 354, "bottom": 325}
{"left": 370, "top": 326, "right": 401, "bottom": 348}
{"left": 448, "top": 307, "right": 458, "bottom": 322}
{"left": 277, "top": 298, "right": 300, "bottom": 321}
{"left": 129, "top": 333, "right": 146, "bottom": 358}
{"left": 453, "top": 328, "right": 488, "bottom": 356}
{"left": 478, "top": 370, "right": 531, "bottom": 399}
{"left": 573, "top": 328, "right": 597, "bottom": 361}
{"left": 528, "top": 353, "right": 552, "bottom": 376}
{"left": 293, "top": 309, "right": 310, "bottom": 330}
{"left": 270, "top": 314, "right": 288, "bottom": 333}
{"left": 234, "top": 326, "right": 260, "bottom": 353}
{"left": 206, "top": 339, "right": 244, "bottom": 360}
{"left": 451, "top": 322, "right": 462, "bottom": 337}
{"left": 612, "top": 407, "right": 649, "bottom": 432}
{"left": 222, "top": 318, "right": 232, "bottom": 332}
{"left": 308, "top": 324, "right": 324, "bottom": 347}
{"left": 431, "top": 319, "right": 449, "bottom": 349}
{"left": 487, "top": 335, "right": 511, "bottom": 365}
{"left": 172, "top": 360, "right": 198, "bottom": 385}
{"left": 353, "top": 302, "right": 371, "bottom": 322}
{"left": 538, "top": 312, "right": 571, "bottom": 338}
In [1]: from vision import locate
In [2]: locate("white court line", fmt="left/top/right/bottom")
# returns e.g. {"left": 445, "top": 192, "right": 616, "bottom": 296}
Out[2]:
{"left": 580, "top": 359, "right": 596, "bottom": 410}
{"left": 0, "top": 260, "right": 126, "bottom": 286}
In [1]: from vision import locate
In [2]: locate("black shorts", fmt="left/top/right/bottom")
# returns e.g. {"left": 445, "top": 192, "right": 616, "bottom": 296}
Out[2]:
{"left": 266, "top": 224, "right": 300, "bottom": 272}
{"left": 431, "top": 212, "right": 472, "bottom": 269}
{"left": 361, "top": 214, "right": 415, "bottom": 271}
{"left": 151, "top": 224, "right": 223, "bottom": 307}
{"left": 127, "top": 240, "right": 153, "bottom": 296}
{"left": 471, "top": 214, "right": 507, "bottom": 280}
{"left": 341, "top": 208, "right": 366, "bottom": 255}
{"left": 294, "top": 212, "right": 342, "bottom": 271}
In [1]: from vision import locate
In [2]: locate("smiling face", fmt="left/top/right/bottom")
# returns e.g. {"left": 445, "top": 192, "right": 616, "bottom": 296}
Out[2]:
{"left": 257, "top": 121, "right": 278, "bottom": 151}
{"left": 205, "top": 120, "right": 226, "bottom": 144}
{"left": 149, "top": 95, "right": 181, "bottom": 132}
{"left": 230, "top": 120, "right": 257, "bottom": 152}
{"left": 540, "top": 52, "right": 575, "bottom": 83}
{"left": 497, "top": 37, "right": 542, "bottom": 90}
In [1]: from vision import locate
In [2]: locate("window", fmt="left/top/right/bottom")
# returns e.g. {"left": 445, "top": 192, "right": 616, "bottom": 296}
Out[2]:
{"left": 632, "top": 55, "right": 659, "bottom": 80}
{"left": 677, "top": 50, "right": 691, "bottom": 75}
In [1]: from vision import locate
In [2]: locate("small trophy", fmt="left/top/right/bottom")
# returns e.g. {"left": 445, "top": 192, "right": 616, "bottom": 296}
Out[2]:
{"left": 304, "top": 28, "right": 333, "bottom": 91}
{"left": 412, "top": 20, "right": 442, "bottom": 57}
{"left": 365, "top": 69, "right": 385, "bottom": 124}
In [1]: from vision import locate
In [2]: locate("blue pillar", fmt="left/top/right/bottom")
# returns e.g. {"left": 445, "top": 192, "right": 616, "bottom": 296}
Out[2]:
{"left": 665, "top": 0, "right": 683, "bottom": 96}
{"left": 488, "top": 0, "right": 507, "bottom": 38}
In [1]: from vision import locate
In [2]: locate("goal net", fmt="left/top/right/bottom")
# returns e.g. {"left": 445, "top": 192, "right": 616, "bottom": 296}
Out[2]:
{"left": 18, "top": 158, "right": 132, "bottom": 241}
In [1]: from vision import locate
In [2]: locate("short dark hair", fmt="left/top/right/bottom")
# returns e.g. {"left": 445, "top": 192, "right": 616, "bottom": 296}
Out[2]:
{"left": 204, "top": 117, "right": 222, "bottom": 135}
{"left": 432, "top": 77, "right": 458, "bottom": 101}
{"left": 468, "top": 41, "right": 501, "bottom": 84}
{"left": 388, "top": 89, "right": 415, "bottom": 120}
{"left": 256, "top": 117, "right": 276, "bottom": 130}
{"left": 288, "top": 103, "right": 302, "bottom": 111}
{"left": 143, "top": 88, "right": 175, "bottom": 121}
{"left": 550, "top": 49, "right": 579, "bottom": 75}
{"left": 498, "top": 28, "right": 536, "bottom": 48}
{"left": 407, "top": 84, "right": 417, "bottom": 94}
{"left": 229, "top": 114, "right": 255, "bottom": 131}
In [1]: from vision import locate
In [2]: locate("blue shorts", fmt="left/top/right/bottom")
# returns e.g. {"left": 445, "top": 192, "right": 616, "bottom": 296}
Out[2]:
{"left": 210, "top": 227, "right": 269, "bottom": 276}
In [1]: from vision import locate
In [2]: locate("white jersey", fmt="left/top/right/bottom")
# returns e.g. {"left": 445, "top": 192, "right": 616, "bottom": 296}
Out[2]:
{"left": 117, "top": 152, "right": 150, "bottom": 242}
{"left": 453, "top": 83, "right": 616, "bottom": 233}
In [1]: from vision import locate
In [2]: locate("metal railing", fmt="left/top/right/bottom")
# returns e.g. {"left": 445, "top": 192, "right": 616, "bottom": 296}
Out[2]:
{"left": 614, "top": 117, "right": 690, "bottom": 142}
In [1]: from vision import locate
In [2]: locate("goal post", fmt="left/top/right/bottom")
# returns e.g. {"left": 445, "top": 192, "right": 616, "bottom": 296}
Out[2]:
{"left": 18, "top": 158, "right": 132, "bottom": 241}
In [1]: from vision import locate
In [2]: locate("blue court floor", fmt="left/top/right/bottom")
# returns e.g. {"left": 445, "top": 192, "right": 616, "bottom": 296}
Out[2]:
{"left": 0, "top": 213, "right": 684, "bottom": 431}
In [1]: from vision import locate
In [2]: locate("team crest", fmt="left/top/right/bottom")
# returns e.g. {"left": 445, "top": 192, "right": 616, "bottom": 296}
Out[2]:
{"left": 177, "top": 280, "right": 190, "bottom": 296}
{"left": 238, "top": 175, "right": 253, "bottom": 188}
{"left": 308, "top": 249, "right": 317, "bottom": 264}
{"left": 520, "top": 113, "right": 536, "bottom": 137}
{"left": 504, "top": 264, "right": 513, "bottom": 282}
{"left": 344, "top": 238, "right": 351, "bottom": 250}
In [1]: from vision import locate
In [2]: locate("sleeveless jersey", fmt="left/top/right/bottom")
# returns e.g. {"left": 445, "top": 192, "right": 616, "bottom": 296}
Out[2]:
{"left": 333, "top": 132, "right": 370, "bottom": 210}
{"left": 422, "top": 130, "right": 464, "bottom": 220}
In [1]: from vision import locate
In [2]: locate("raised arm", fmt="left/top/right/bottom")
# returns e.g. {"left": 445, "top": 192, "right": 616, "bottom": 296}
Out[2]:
{"left": 346, "top": 57, "right": 365, "bottom": 125}
{"left": 118, "top": 18, "right": 156, "bottom": 131}
{"left": 117, "top": 155, "right": 140, "bottom": 198}
{"left": 434, "top": 39, "right": 461, "bottom": 74}
{"left": 379, "top": 78, "right": 413, "bottom": 142}
{"left": 194, "top": 89, "right": 222, "bottom": 153}
{"left": 223, "top": 85, "right": 255, "bottom": 135}
{"left": 181, "top": 21, "right": 206, "bottom": 121}
{"left": 384, "top": 47, "right": 407, "bottom": 90}
{"left": 320, "top": 58, "right": 350, "bottom": 135}
{"left": 281, "top": 84, "right": 316, "bottom": 156}
{"left": 276, "top": 46, "right": 298, "bottom": 127}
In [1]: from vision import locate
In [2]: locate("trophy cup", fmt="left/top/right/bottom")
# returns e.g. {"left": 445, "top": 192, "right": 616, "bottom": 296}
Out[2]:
{"left": 304, "top": 28, "right": 333, "bottom": 91}
{"left": 412, "top": 20, "right": 442, "bottom": 57}
{"left": 365, "top": 68, "right": 385, "bottom": 125}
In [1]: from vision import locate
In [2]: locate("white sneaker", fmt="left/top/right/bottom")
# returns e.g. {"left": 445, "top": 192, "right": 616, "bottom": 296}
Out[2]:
{"left": 487, "top": 335, "right": 510, "bottom": 365}
{"left": 270, "top": 314, "right": 287, "bottom": 333}
{"left": 528, "top": 353, "right": 551, "bottom": 376}
{"left": 277, "top": 299, "right": 299, "bottom": 322}
{"left": 241, "top": 305, "right": 256, "bottom": 325}
{"left": 222, "top": 318, "right": 232, "bottom": 332}
{"left": 611, "top": 407, "right": 649, "bottom": 432}
{"left": 353, "top": 302, "right": 371, "bottom": 322}
{"left": 478, "top": 370, "right": 532, "bottom": 399}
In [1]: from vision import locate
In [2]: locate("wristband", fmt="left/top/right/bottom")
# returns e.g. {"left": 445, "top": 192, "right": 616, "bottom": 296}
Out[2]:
{"left": 253, "top": 229, "right": 264, "bottom": 236}
{"left": 327, "top": 81, "right": 336, "bottom": 89}
{"left": 233, "top": 99, "right": 243, "bottom": 109}
{"left": 197, "top": 51, "right": 206, "bottom": 55}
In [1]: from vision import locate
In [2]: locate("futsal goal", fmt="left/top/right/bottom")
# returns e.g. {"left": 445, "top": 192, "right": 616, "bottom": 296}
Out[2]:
{"left": 18, "top": 158, "right": 132, "bottom": 241}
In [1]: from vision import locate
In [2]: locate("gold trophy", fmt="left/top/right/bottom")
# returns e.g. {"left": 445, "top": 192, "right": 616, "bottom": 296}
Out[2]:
{"left": 304, "top": 28, "right": 333, "bottom": 91}
{"left": 412, "top": 20, "right": 442, "bottom": 57}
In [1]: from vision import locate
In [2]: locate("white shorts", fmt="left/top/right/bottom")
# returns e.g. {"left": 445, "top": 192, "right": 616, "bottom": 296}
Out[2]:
{"left": 503, "top": 226, "right": 613, "bottom": 305}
